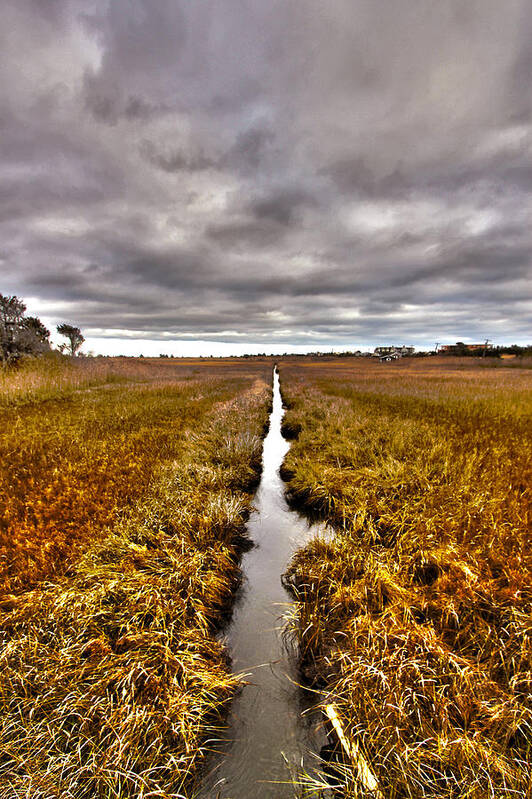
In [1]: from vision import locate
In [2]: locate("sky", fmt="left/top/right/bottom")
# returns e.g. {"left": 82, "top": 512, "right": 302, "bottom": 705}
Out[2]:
{"left": 1, "top": 0, "right": 531, "bottom": 356}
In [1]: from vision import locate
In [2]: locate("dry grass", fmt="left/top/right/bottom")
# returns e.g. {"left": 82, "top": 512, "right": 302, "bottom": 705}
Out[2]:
{"left": 279, "top": 356, "right": 532, "bottom": 798}
{"left": 0, "top": 357, "right": 271, "bottom": 593}
{"left": 0, "top": 352, "right": 273, "bottom": 408}
{"left": 0, "top": 357, "right": 272, "bottom": 797}
{"left": 0, "top": 353, "right": 128, "bottom": 406}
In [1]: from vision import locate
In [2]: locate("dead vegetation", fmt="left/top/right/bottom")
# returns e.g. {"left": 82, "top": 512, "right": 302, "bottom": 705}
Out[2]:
{"left": 0, "top": 358, "right": 271, "bottom": 797}
{"left": 0, "top": 357, "right": 271, "bottom": 593}
{"left": 279, "top": 356, "right": 532, "bottom": 798}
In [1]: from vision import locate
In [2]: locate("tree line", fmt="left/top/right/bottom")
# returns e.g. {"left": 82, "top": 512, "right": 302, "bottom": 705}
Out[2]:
{"left": 0, "top": 293, "right": 84, "bottom": 367}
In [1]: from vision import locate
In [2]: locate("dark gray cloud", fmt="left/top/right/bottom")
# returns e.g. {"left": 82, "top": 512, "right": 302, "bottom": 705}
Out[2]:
{"left": 250, "top": 188, "right": 316, "bottom": 226}
{"left": 139, "top": 139, "right": 216, "bottom": 173}
{"left": 1, "top": 0, "right": 531, "bottom": 353}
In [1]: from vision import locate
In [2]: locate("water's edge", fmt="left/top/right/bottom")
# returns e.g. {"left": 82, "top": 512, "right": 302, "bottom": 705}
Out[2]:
{"left": 197, "top": 368, "right": 328, "bottom": 798}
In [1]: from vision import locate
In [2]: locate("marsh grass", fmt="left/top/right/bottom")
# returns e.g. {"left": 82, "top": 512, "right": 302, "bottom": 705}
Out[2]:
{"left": 0, "top": 359, "right": 271, "bottom": 797}
{"left": 0, "top": 353, "right": 274, "bottom": 408}
{"left": 0, "top": 358, "right": 272, "bottom": 593}
{"left": 0, "top": 353, "right": 130, "bottom": 407}
{"left": 1, "top": 378, "right": 214, "bottom": 593}
{"left": 279, "top": 357, "right": 532, "bottom": 798}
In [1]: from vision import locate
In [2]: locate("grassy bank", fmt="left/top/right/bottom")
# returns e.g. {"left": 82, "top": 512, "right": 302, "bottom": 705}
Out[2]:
{"left": 0, "top": 358, "right": 271, "bottom": 797}
{"left": 279, "top": 357, "right": 532, "bottom": 798}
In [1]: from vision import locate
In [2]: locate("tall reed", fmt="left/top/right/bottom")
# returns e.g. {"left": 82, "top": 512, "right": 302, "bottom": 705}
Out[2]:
{"left": 0, "top": 361, "right": 272, "bottom": 797}
{"left": 280, "top": 357, "right": 532, "bottom": 798}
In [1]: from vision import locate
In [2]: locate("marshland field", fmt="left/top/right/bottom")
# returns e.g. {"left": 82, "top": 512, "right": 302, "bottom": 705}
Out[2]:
{"left": 0, "top": 353, "right": 531, "bottom": 798}
{"left": 0, "top": 355, "right": 272, "bottom": 798}
{"left": 280, "top": 355, "right": 532, "bottom": 798}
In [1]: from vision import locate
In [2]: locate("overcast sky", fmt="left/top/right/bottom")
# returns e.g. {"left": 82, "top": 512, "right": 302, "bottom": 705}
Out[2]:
{"left": 1, "top": 1, "right": 531, "bottom": 355}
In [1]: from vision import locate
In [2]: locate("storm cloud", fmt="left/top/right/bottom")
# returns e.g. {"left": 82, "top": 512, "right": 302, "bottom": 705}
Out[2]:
{"left": 1, "top": 0, "right": 531, "bottom": 353}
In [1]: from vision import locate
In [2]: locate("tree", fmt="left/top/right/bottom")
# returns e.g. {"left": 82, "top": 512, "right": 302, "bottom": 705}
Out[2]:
{"left": 453, "top": 341, "right": 469, "bottom": 356}
{"left": 19, "top": 316, "right": 50, "bottom": 357}
{"left": 0, "top": 294, "right": 26, "bottom": 366}
{"left": 57, "top": 323, "right": 84, "bottom": 356}
{"left": 0, "top": 294, "right": 51, "bottom": 366}
{"left": 23, "top": 316, "right": 50, "bottom": 344}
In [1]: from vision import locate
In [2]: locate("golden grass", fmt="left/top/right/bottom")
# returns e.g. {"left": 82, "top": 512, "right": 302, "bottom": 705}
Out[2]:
{"left": 0, "top": 357, "right": 272, "bottom": 593}
{"left": 0, "top": 352, "right": 274, "bottom": 408}
{"left": 0, "top": 353, "right": 127, "bottom": 407}
{"left": 279, "top": 356, "right": 532, "bottom": 798}
{"left": 0, "top": 357, "right": 272, "bottom": 797}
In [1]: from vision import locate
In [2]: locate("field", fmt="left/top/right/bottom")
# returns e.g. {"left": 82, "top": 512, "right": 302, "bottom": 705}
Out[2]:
{"left": 279, "top": 356, "right": 532, "bottom": 798}
{"left": 2, "top": 353, "right": 531, "bottom": 798}
{"left": 0, "top": 355, "right": 272, "bottom": 798}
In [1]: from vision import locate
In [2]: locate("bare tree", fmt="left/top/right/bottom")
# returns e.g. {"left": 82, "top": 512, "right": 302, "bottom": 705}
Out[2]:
{"left": 57, "top": 323, "right": 84, "bottom": 356}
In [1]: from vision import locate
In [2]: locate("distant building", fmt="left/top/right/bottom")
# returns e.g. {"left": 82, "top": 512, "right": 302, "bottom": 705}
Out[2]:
{"left": 374, "top": 345, "right": 415, "bottom": 359}
{"left": 466, "top": 343, "right": 492, "bottom": 352}
{"left": 379, "top": 353, "right": 401, "bottom": 362}
{"left": 439, "top": 343, "right": 493, "bottom": 354}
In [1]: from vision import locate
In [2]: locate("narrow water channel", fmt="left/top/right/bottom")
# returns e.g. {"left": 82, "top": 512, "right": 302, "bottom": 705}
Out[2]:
{"left": 198, "top": 368, "right": 327, "bottom": 798}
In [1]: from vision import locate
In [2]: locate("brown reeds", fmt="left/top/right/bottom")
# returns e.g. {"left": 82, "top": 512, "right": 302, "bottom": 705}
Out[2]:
{"left": 0, "top": 359, "right": 272, "bottom": 797}
{"left": 280, "top": 356, "right": 532, "bottom": 798}
{"left": 0, "top": 358, "right": 271, "bottom": 593}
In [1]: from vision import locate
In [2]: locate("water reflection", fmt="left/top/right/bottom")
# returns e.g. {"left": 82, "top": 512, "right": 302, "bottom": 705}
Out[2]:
{"left": 197, "top": 368, "right": 328, "bottom": 798}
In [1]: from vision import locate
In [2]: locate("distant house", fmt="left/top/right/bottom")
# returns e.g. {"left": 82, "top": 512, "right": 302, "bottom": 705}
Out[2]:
{"left": 465, "top": 343, "right": 492, "bottom": 353}
{"left": 374, "top": 345, "right": 415, "bottom": 359}
{"left": 379, "top": 353, "right": 401, "bottom": 362}
{"left": 440, "top": 343, "right": 493, "bottom": 355}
